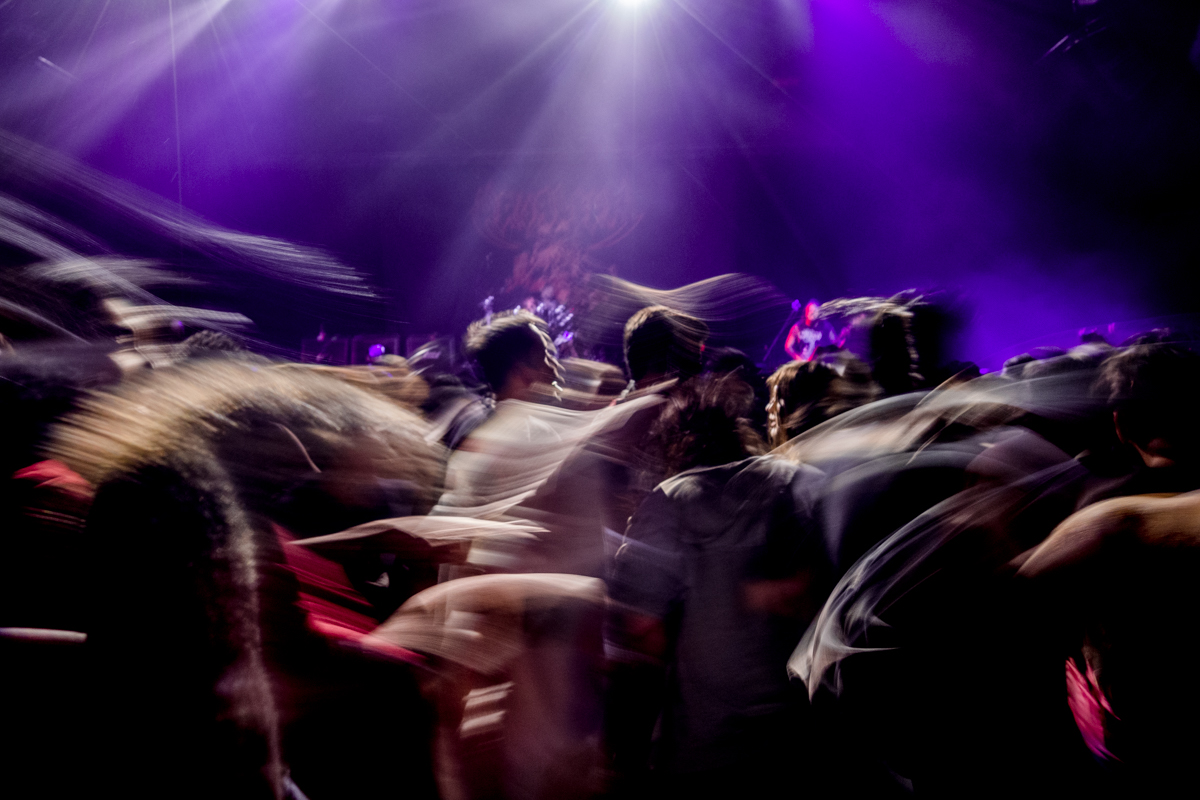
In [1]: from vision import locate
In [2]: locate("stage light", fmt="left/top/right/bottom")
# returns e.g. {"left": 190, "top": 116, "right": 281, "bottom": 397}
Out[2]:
{"left": 615, "top": 0, "right": 650, "bottom": 7}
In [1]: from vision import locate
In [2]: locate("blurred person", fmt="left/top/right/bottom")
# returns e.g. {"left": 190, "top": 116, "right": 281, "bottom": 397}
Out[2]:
{"left": 703, "top": 346, "right": 769, "bottom": 436}
{"left": 783, "top": 300, "right": 834, "bottom": 362}
{"left": 424, "top": 385, "right": 655, "bottom": 800}
{"left": 425, "top": 311, "right": 710, "bottom": 799}
{"left": 622, "top": 305, "right": 708, "bottom": 394}
{"left": 765, "top": 351, "right": 880, "bottom": 448}
{"left": 1001, "top": 351, "right": 1037, "bottom": 379}
{"left": 429, "top": 311, "right": 561, "bottom": 451}
{"left": 45, "top": 361, "right": 445, "bottom": 799}
{"left": 790, "top": 337, "right": 1200, "bottom": 797}
{"left": 606, "top": 373, "right": 830, "bottom": 798}
{"left": 466, "top": 310, "right": 562, "bottom": 404}
{"left": 558, "top": 304, "right": 711, "bottom": 524}
{"left": 1072, "top": 338, "right": 1200, "bottom": 505}
{"left": 1018, "top": 489, "right": 1200, "bottom": 794}
{"left": 815, "top": 292, "right": 961, "bottom": 397}
{"left": 417, "top": 340, "right": 647, "bottom": 799}
{"left": 410, "top": 337, "right": 491, "bottom": 449}
{"left": 436, "top": 305, "right": 701, "bottom": 548}
{"left": 580, "top": 274, "right": 781, "bottom": 370}
{"left": 701, "top": 345, "right": 757, "bottom": 378}
{"left": 1098, "top": 338, "right": 1200, "bottom": 468}
{"left": 777, "top": 339, "right": 1108, "bottom": 575}
{"left": 370, "top": 571, "right": 608, "bottom": 800}
{"left": 99, "top": 299, "right": 253, "bottom": 373}
{"left": 561, "top": 305, "right": 713, "bottom": 536}
{"left": 432, "top": 312, "right": 576, "bottom": 523}
{"left": 771, "top": 351, "right": 977, "bottom": 574}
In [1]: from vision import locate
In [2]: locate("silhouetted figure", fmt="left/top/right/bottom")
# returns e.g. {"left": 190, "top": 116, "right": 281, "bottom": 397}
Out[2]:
{"left": 607, "top": 374, "right": 829, "bottom": 799}
{"left": 817, "top": 292, "right": 959, "bottom": 396}
{"left": 1019, "top": 490, "right": 1200, "bottom": 795}
{"left": 704, "top": 346, "right": 769, "bottom": 436}
{"left": 623, "top": 305, "right": 708, "bottom": 392}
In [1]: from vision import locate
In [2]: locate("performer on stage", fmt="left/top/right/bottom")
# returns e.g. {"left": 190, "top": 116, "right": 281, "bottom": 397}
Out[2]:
{"left": 784, "top": 300, "right": 834, "bottom": 362}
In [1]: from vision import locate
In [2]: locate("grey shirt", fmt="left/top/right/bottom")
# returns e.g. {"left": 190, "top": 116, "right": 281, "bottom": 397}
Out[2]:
{"left": 610, "top": 455, "right": 828, "bottom": 773}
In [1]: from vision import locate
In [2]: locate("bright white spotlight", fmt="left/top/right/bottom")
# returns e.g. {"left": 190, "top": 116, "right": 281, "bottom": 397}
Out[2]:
{"left": 615, "top": 0, "right": 650, "bottom": 7}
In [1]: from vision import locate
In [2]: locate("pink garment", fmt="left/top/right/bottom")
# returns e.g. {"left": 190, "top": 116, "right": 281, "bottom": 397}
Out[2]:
{"left": 1065, "top": 656, "right": 1119, "bottom": 761}
{"left": 13, "top": 459, "right": 94, "bottom": 499}
{"left": 10, "top": 459, "right": 93, "bottom": 537}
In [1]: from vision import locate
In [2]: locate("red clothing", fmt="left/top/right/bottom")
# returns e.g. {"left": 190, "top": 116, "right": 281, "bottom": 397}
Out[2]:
{"left": 273, "top": 523, "right": 423, "bottom": 665}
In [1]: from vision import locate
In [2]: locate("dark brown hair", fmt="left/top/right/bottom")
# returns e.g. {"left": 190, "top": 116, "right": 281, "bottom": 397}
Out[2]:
{"left": 766, "top": 352, "right": 880, "bottom": 446}
{"left": 623, "top": 305, "right": 709, "bottom": 383}
{"left": 649, "top": 373, "right": 765, "bottom": 477}
{"left": 464, "top": 311, "right": 559, "bottom": 392}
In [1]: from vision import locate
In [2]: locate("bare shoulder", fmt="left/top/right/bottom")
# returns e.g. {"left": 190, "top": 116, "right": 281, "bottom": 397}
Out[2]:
{"left": 1129, "top": 489, "right": 1200, "bottom": 548}
{"left": 1017, "top": 493, "right": 1192, "bottom": 578}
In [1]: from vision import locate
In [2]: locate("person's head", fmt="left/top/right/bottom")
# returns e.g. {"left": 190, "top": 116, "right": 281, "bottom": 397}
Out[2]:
{"left": 705, "top": 347, "right": 769, "bottom": 434}
{"left": 766, "top": 352, "right": 879, "bottom": 447}
{"left": 465, "top": 311, "right": 561, "bottom": 402}
{"left": 820, "top": 291, "right": 956, "bottom": 394}
{"left": 1097, "top": 339, "right": 1200, "bottom": 467}
{"left": 623, "top": 305, "right": 709, "bottom": 386}
{"left": 649, "top": 373, "right": 765, "bottom": 477}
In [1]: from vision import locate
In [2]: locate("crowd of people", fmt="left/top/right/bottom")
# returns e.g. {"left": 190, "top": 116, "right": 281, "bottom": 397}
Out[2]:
{"left": 3, "top": 285, "right": 1199, "bottom": 799}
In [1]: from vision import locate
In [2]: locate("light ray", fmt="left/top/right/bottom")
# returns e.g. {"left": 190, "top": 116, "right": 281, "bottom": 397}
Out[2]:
{"left": 289, "top": 0, "right": 479, "bottom": 151}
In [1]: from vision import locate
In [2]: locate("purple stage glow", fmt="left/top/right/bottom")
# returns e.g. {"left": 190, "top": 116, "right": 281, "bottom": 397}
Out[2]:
{"left": 0, "top": 0, "right": 1195, "bottom": 359}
